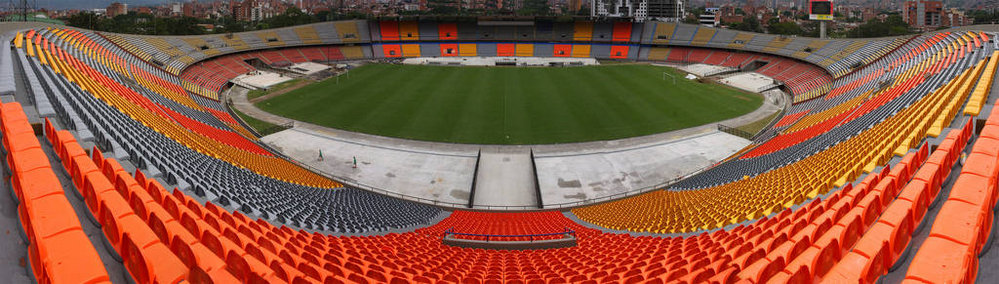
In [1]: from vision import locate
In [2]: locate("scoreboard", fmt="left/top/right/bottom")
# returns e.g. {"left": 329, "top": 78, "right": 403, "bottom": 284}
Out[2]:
{"left": 809, "top": 0, "right": 833, "bottom": 21}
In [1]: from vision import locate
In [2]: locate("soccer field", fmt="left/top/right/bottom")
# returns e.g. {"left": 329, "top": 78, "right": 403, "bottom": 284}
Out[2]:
{"left": 256, "top": 64, "right": 763, "bottom": 144}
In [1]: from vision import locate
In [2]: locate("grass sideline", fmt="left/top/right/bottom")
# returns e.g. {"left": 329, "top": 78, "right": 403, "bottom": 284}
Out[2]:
{"left": 257, "top": 64, "right": 763, "bottom": 144}
{"left": 232, "top": 107, "right": 283, "bottom": 136}
{"left": 248, "top": 78, "right": 305, "bottom": 100}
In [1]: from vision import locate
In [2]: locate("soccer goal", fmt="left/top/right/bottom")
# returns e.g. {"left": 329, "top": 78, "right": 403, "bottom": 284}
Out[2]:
{"left": 662, "top": 72, "right": 676, "bottom": 84}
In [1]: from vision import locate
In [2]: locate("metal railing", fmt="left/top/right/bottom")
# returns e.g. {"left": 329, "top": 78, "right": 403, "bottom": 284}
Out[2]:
{"left": 442, "top": 227, "right": 576, "bottom": 242}
{"left": 717, "top": 124, "right": 755, "bottom": 140}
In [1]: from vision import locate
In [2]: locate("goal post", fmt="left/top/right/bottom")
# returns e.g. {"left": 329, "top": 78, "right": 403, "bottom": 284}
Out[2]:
{"left": 662, "top": 72, "right": 676, "bottom": 85}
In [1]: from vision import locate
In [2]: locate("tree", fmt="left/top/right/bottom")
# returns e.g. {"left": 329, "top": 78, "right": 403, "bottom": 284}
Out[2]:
{"left": 65, "top": 12, "right": 103, "bottom": 30}
{"left": 729, "top": 16, "right": 763, "bottom": 33}
{"left": 427, "top": 0, "right": 460, "bottom": 15}
{"left": 767, "top": 20, "right": 803, "bottom": 35}
{"left": 845, "top": 15, "right": 912, "bottom": 38}
{"left": 263, "top": 7, "right": 317, "bottom": 29}
{"left": 517, "top": 0, "right": 550, "bottom": 15}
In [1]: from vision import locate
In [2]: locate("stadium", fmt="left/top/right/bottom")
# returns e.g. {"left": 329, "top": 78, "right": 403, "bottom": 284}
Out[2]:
{"left": 0, "top": 14, "right": 996, "bottom": 284}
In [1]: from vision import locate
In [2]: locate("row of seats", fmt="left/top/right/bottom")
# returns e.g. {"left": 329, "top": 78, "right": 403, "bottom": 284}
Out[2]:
{"left": 964, "top": 50, "right": 999, "bottom": 116}
{"left": 903, "top": 101, "right": 999, "bottom": 282}
{"left": 4, "top": 104, "right": 111, "bottom": 283}
{"left": 821, "top": 121, "right": 972, "bottom": 282}
{"left": 415, "top": 211, "right": 597, "bottom": 241}
{"left": 572, "top": 34, "right": 988, "bottom": 233}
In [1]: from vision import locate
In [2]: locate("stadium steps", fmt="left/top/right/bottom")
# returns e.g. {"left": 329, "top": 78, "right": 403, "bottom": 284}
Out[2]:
{"left": 3, "top": 104, "right": 115, "bottom": 283}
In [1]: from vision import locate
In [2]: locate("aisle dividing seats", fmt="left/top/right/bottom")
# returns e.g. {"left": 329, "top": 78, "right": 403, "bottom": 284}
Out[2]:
{"left": 903, "top": 102, "right": 999, "bottom": 283}
{"left": 3, "top": 105, "right": 111, "bottom": 283}
{"left": 823, "top": 122, "right": 972, "bottom": 283}
{"left": 43, "top": 119, "right": 249, "bottom": 283}
{"left": 963, "top": 50, "right": 999, "bottom": 116}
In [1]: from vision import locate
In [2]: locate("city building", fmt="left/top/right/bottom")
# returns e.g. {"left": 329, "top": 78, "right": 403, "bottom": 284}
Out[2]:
{"left": 902, "top": 0, "right": 942, "bottom": 30}
{"left": 591, "top": 0, "right": 683, "bottom": 22}
{"left": 106, "top": 2, "right": 127, "bottom": 17}
{"left": 700, "top": 7, "right": 719, "bottom": 26}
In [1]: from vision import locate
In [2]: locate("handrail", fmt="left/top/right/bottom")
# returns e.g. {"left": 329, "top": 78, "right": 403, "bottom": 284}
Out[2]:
{"left": 443, "top": 227, "right": 576, "bottom": 242}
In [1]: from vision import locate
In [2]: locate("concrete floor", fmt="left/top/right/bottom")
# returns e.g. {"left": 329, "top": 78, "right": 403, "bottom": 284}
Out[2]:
{"left": 472, "top": 149, "right": 538, "bottom": 208}
{"left": 719, "top": 72, "right": 779, "bottom": 93}
{"left": 262, "top": 128, "right": 478, "bottom": 207}
{"left": 678, "top": 63, "right": 735, "bottom": 77}
{"left": 536, "top": 131, "right": 750, "bottom": 208}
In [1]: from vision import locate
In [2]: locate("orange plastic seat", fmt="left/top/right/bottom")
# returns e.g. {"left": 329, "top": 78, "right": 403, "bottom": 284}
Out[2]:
{"left": 34, "top": 227, "right": 111, "bottom": 284}
{"left": 903, "top": 237, "right": 977, "bottom": 284}
{"left": 121, "top": 232, "right": 187, "bottom": 284}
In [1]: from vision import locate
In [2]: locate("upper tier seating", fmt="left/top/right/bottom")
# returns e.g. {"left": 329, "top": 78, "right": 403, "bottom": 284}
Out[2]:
{"left": 640, "top": 22, "right": 909, "bottom": 78}
{"left": 101, "top": 20, "right": 370, "bottom": 75}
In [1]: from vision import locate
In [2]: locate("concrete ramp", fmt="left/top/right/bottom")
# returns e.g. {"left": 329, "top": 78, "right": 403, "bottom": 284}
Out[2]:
{"left": 471, "top": 149, "right": 540, "bottom": 208}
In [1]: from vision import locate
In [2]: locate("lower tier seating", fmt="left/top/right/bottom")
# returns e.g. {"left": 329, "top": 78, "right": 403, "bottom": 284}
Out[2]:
{"left": 573, "top": 44, "right": 983, "bottom": 233}
{"left": 180, "top": 46, "right": 350, "bottom": 97}
{"left": 3, "top": 103, "right": 111, "bottom": 283}
{"left": 659, "top": 46, "right": 834, "bottom": 100}
{"left": 903, "top": 101, "right": 999, "bottom": 283}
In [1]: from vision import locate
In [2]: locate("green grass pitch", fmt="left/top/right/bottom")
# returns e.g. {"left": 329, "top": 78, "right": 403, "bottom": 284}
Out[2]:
{"left": 256, "top": 64, "right": 763, "bottom": 144}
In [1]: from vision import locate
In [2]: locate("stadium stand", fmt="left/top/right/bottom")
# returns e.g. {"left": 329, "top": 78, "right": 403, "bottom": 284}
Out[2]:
{"left": 901, "top": 108, "right": 997, "bottom": 283}
{"left": 656, "top": 46, "right": 833, "bottom": 99}
{"left": 180, "top": 45, "right": 350, "bottom": 95}
{"left": 29, "top": 116, "right": 977, "bottom": 283}
{"left": 574, "top": 31, "right": 987, "bottom": 233}
{"left": 20, "top": 27, "right": 443, "bottom": 235}
{"left": 9, "top": 19, "right": 999, "bottom": 284}
{"left": 612, "top": 22, "right": 632, "bottom": 42}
